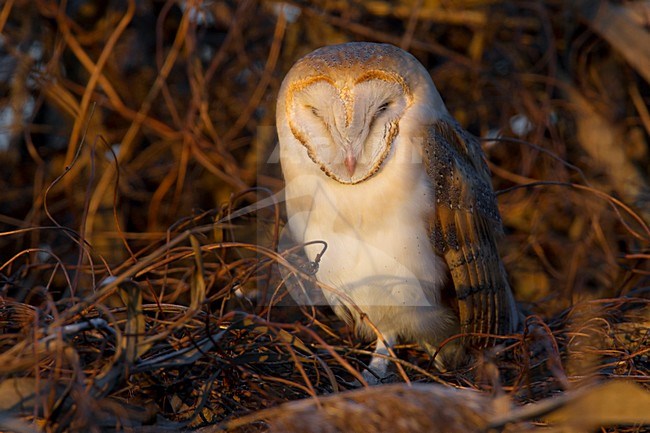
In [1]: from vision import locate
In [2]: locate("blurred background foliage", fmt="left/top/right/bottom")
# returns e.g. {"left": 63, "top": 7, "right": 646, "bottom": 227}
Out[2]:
{"left": 0, "top": 0, "right": 649, "bottom": 431}
{"left": 1, "top": 0, "right": 648, "bottom": 302}
{"left": 1, "top": 0, "right": 649, "bottom": 304}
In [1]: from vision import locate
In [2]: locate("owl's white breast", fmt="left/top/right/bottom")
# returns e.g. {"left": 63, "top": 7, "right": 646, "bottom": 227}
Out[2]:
{"left": 280, "top": 130, "right": 451, "bottom": 340}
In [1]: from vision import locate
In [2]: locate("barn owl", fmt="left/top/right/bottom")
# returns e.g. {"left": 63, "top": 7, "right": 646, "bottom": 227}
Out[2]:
{"left": 277, "top": 42, "right": 519, "bottom": 383}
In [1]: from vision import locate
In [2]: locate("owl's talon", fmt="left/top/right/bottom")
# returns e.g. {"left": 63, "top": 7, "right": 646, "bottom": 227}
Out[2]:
{"left": 362, "top": 369, "right": 399, "bottom": 385}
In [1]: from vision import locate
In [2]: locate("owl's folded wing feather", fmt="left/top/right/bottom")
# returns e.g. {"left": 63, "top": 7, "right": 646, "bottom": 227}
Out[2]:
{"left": 426, "top": 118, "right": 517, "bottom": 346}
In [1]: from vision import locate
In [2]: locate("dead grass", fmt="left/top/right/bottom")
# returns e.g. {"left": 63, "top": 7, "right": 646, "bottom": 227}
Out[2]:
{"left": 0, "top": 1, "right": 649, "bottom": 432}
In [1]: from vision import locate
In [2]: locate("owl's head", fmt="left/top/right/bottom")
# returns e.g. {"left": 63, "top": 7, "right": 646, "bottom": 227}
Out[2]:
{"left": 277, "top": 42, "right": 447, "bottom": 184}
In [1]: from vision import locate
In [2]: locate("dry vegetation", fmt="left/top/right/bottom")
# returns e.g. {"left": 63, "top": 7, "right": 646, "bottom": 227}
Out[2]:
{"left": 0, "top": 0, "right": 649, "bottom": 432}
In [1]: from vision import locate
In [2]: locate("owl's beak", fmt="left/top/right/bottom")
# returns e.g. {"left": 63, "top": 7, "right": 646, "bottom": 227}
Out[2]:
{"left": 344, "top": 152, "right": 357, "bottom": 176}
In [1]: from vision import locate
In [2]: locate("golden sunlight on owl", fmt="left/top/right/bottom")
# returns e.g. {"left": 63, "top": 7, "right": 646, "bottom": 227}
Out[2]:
{"left": 277, "top": 42, "right": 520, "bottom": 384}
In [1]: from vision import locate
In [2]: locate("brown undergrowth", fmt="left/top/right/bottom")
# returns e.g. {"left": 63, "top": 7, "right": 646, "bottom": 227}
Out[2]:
{"left": 0, "top": 1, "right": 649, "bottom": 432}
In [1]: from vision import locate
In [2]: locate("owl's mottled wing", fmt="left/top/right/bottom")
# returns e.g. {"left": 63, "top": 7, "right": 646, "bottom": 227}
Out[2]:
{"left": 426, "top": 118, "right": 516, "bottom": 345}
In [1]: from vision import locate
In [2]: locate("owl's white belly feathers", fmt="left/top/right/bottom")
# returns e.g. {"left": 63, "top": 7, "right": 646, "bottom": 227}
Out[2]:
{"left": 283, "top": 146, "right": 455, "bottom": 344}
